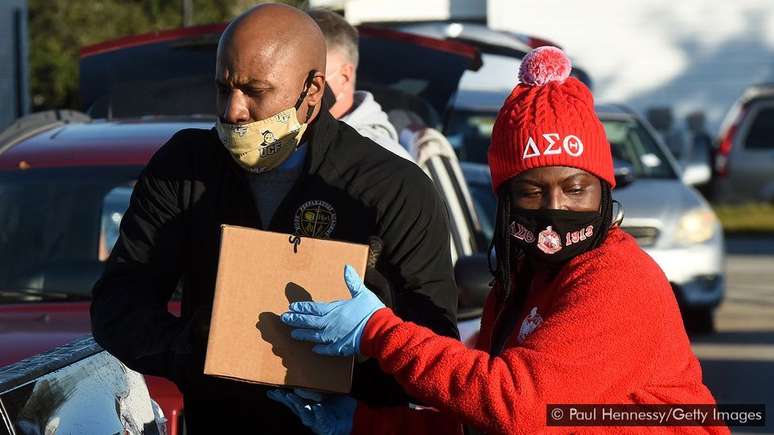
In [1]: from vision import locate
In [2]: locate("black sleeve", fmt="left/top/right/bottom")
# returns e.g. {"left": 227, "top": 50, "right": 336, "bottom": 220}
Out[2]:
{"left": 352, "top": 164, "right": 459, "bottom": 406}
{"left": 90, "top": 135, "right": 195, "bottom": 383}
{"left": 381, "top": 167, "right": 459, "bottom": 339}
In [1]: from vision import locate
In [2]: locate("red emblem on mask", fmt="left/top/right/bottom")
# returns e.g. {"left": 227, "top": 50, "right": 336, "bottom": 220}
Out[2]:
{"left": 537, "top": 226, "right": 563, "bottom": 254}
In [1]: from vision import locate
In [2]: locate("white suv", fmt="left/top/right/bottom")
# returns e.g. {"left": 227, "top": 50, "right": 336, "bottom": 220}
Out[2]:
{"left": 714, "top": 83, "right": 774, "bottom": 202}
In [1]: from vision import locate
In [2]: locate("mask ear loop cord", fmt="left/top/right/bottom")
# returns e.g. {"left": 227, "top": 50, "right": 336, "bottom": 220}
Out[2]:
{"left": 295, "top": 70, "right": 319, "bottom": 120}
{"left": 292, "top": 70, "right": 320, "bottom": 151}
{"left": 581, "top": 181, "right": 615, "bottom": 253}
{"left": 611, "top": 200, "right": 625, "bottom": 228}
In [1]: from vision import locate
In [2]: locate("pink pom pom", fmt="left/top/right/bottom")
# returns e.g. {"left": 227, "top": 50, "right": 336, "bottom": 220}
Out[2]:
{"left": 518, "top": 46, "right": 572, "bottom": 86}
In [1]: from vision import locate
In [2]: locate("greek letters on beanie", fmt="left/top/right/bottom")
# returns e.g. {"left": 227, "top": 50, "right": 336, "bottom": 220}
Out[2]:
{"left": 487, "top": 46, "right": 616, "bottom": 192}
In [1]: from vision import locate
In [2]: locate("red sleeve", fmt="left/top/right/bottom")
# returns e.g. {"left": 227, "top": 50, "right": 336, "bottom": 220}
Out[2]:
{"left": 348, "top": 288, "right": 497, "bottom": 435}
{"left": 359, "top": 257, "right": 715, "bottom": 434}
{"left": 472, "top": 283, "right": 500, "bottom": 352}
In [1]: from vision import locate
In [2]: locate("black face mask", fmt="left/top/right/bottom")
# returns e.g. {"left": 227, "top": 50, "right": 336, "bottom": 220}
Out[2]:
{"left": 509, "top": 208, "right": 604, "bottom": 264}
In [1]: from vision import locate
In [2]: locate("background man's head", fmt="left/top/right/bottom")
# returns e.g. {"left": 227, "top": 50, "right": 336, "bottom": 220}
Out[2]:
{"left": 308, "top": 9, "right": 359, "bottom": 119}
{"left": 216, "top": 3, "right": 327, "bottom": 125}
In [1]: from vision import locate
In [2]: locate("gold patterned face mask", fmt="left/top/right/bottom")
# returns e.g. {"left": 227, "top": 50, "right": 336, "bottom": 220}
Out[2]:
{"left": 216, "top": 107, "right": 308, "bottom": 174}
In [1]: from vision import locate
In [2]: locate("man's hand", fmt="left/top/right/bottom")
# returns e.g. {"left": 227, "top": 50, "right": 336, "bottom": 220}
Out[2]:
{"left": 281, "top": 265, "right": 385, "bottom": 356}
{"left": 267, "top": 389, "right": 356, "bottom": 435}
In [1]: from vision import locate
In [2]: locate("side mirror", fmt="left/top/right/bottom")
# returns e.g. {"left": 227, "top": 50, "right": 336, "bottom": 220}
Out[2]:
{"left": 454, "top": 253, "right": 492, "bottom": 320}
{"left": 681, "top": 161, "right": 712, "bottom": 186}
{"left": 614, "top": 160, "right": 636, "bottom": 188}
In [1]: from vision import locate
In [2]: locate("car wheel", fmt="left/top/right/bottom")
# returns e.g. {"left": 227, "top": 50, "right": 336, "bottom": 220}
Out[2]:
{"left": 682, "top": 308, "right": 715, "bottom": 335}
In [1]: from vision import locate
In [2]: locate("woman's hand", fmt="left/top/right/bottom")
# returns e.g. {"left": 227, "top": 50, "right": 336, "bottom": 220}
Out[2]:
{"left": 267, "top": 388, "right": 356, "bottom": 435}
{"left": 281, "top": 265, "right": 385, "bottom": 356}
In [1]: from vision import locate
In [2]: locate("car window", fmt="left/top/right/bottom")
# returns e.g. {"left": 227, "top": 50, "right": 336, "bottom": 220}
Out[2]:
{"left": 414, "top": 127, "right": 485, "bottom": 262}
{"left": 99, "top": 185, "right": 134, "bottom": 262}
{"left": 601, "top": 118, "right": 677, "bottom": 179}
{"left": 743, "top": 106, "right": 774, "bottom": 150}
{"left": 424, "top": 156, "right": 466, "bottom": 264}
{"left": 441, "top": 158, "right": 482, "bottom": 253}
{"left": 0, "top": 167, "right": 141, "bottom": 302}
{"left": 446, "top": 109, "right": 494, "bottom": 164}
{"left": 466, "top": 180, "right": 496, "bottom": 246}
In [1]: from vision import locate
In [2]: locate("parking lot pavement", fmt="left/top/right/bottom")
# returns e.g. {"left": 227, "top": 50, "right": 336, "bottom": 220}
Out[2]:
{"left": 691, "top": 236, "right": 774, "bottom": 434}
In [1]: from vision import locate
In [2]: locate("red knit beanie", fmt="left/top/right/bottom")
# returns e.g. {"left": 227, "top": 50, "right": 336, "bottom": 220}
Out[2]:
{"left": 487, "top": 46, "right": 615, "bottom": 192}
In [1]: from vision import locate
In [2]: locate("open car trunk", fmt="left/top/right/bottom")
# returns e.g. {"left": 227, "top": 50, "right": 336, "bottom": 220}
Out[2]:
{"left": 79, "top": 24, "right": 481, "bottom": 129}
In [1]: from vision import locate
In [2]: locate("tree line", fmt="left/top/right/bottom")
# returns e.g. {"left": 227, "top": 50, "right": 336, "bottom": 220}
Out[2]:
{"left": 28, "top": 0, "right": 305, "bottom": 112}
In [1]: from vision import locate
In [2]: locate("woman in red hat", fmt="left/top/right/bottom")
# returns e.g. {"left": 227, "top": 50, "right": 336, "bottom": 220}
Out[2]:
{"left": 269, "top": 47, "right": 727, "bottom": 435}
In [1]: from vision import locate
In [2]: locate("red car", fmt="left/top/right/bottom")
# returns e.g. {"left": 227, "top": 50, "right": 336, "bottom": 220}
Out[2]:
{"left": 0, "top": 23, "right": 487, "bottom": 434}
{"left": 0, "top": 117, "right": 199, "bottom": 434}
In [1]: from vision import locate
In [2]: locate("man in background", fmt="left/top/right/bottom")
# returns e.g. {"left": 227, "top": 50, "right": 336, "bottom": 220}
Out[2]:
{"left": 309, "top": 9, "right": 414, "bottom": 162}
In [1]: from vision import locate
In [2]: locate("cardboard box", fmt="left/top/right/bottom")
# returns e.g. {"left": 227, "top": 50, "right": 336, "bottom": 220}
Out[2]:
{"left": 204, "top": 225, "right": 368, "bottom": 393}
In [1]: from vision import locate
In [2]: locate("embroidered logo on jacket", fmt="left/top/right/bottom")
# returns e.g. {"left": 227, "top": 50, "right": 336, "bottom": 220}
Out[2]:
{"left": 294, "top": 200, "right": 337, "bottom": 238}
{"left": 537, "top": 226, "right": 563, "bottom": 254}
{"left": 518, "top": 307, "right": 544, "bottom": 343}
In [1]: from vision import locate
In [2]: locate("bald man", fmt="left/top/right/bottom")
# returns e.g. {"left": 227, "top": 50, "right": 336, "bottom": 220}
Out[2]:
{"left": 90, "top": 4, "right": 458, "bottom": 433}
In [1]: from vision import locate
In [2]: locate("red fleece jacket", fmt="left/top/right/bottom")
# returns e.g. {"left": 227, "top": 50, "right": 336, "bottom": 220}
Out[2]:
{"left": 353, "top": 228, "right": 727, "bottom": 434}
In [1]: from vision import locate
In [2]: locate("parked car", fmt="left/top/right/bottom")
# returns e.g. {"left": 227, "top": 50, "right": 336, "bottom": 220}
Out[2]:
{"left": 0, "top": 337, "right": 166, "bottom": 434}
{"left": 0, "top": 115, "right": 201, "bottom": 435}
{"left": 452, "top": 91, "right": 725, "bottom": 333}
{"left": 0, "top": 23, "right": 490, "bottom": 432}
{"left": 394, "top": 21, "right": 594, "bottom": 94}
{"left": 714, "top": 83, "right": 774, "bottom": 203}
{"left": 644, "top": 106, "right": 713, "bottom": 190}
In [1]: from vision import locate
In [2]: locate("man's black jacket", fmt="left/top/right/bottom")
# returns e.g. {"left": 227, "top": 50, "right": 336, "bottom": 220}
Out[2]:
{"left": 90, "top": 105, "right": 458, "bottom": 432}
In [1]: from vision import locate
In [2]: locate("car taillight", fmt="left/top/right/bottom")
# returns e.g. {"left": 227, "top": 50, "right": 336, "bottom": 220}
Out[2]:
{"left": 527, "top": 36, "right": 561, "bottom": 49}
{"left": 715, "top": 127, "right": 734, "bottom": 176}
{"left": 716, "top": 106, "right": 747, "bottom": 177}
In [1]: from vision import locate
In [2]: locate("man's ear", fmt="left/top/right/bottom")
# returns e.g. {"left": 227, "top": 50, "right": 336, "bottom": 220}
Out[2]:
{"left": 305, "top": 72, "right": 326, "bottom": 108}
{"left": 341, "top": 63, "right": 356, "bottom": 88}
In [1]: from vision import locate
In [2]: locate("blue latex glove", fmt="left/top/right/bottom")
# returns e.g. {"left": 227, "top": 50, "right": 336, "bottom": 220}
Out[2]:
{"left": 281, "top": 265, "right": 385, "bottom": 356}
{"left": 266, "top": 388, "right": 355, "bottom": 435}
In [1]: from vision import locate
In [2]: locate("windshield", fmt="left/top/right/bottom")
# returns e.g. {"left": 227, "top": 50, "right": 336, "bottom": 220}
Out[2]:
{"left": 601, "top": 117, "right": 677, "bottom": 179}
{"left": 0, "top": 167, "right": 140, "bottom": 303}
{"left": 445, "top": 109, "right": 495, "bottom": 163}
